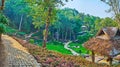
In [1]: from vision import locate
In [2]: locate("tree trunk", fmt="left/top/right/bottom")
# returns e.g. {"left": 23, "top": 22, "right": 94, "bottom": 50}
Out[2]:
{"left": 0, "top": 0, "right": 5, "bottom": 10}
{"left": 65, "top": 29, "right": 68, "bottom": 41}
{"left": 19, "top": 15, "right": 23, "bottom": 31}
{"left": 71, "top": 30, "right": 74, "bottom": 40}
{"left": 42, "top": 7, "right": 52, "bottom": 48}
{"left": 0, "top": 34, "right": 2, "bottom": 42}
{"left": 73, "top": 32, "right": 76, "bottom": 41}
{"left": 43, "top": 22, "right": 49, "bottom": 48}
{"left": 92, "top": 51, "right": 95, "bottom": 63}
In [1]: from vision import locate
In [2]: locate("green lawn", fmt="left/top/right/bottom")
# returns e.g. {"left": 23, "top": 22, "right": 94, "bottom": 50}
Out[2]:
{"left": 38, "top": 42, "right": 90, "bottom": 55}
{"left": 69, "top": 42, "right": 91, "bottom": 55}
{"left": 38, "top": 42, "right": 72, "bottom": 55}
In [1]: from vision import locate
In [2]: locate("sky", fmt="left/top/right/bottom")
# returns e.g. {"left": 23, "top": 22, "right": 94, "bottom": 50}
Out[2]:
{"left": 63, "top": 0, "right": 113, "bottom": 18}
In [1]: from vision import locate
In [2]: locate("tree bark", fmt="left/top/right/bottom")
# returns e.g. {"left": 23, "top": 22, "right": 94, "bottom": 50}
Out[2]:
{"left": 2, "top": 0, "right": 5, "bottom": 7}
{"left": 92, "top": 51, "right": 95, "bottom": 63}
{"left": 0, "top": 34, "right": 2, "bottom": 42}
{"left": 42, "top": 7, "right": 52, "bottom": 48}
{"left": 0, "top": 0, "right": 5, "bottom": 10}
{"left": 43, "top": 22, "right": 49, "bottom": 48}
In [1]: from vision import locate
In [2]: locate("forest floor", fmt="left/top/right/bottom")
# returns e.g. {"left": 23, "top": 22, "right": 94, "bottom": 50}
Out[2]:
{"left": 1, "top": 35, "right": 41, "bottom": 67}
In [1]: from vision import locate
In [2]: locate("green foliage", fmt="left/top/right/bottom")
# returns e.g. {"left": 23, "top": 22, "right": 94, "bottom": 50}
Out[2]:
{"left": 17, "top": 32, "right": 26, "bottom": 36}
{"left": 5, "top": 26, "right": 17, "bottom": 35}
{"left": 26, "top": 0, "right": 58, "bottom": 29}
{"left": 29, "top": 39, "right": 34, "bottom": 44}
{"left": 52, "top": 41, "right": 63, "bottom": 45}
{"left": 0, "top": 13, "right": 8, "bottom": 34}
{"left": 4, "top": 0, "right": 119, "bottom": 43}
{"left": 0, "top": 23, "right": 6, "bottom": 34}
{"left": 4, "top": 0, "right": 101, "bottom": 41}
{"left": 0, "top": 13, "right": 8, "bottom": 24}
{"left": 95, "top": 17, "right": 118, "bottom": 31}
{"left": 5, "top": 0, "right": 32, "bottom": 32}
{"left": 77, "top": 32, "right": 93, "bottom": 44}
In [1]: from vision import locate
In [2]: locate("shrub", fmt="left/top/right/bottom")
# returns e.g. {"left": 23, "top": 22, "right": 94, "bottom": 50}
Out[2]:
{"left": 29, "top": 39, "right": 34, "bottom": 44}
{"left": 77, "top": 32, "right": 93, "bottom": 44}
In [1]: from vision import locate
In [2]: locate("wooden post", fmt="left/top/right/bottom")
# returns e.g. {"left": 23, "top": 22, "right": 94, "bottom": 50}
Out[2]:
{"left": 109, "top": 57, "right": 113, "bottom": 66}
{"left": 92, "top": 51, "right": 95, "bottom": 63}
{"left": 0, "top": 34, "right": 2, "bottom": 42}
{"left": 107, "top": 57, "right": 113, "bottom": 66}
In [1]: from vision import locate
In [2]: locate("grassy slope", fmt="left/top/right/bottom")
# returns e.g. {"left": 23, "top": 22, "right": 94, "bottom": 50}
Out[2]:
{"left": 13, "top": 36, "right": 110, "bottom": 67}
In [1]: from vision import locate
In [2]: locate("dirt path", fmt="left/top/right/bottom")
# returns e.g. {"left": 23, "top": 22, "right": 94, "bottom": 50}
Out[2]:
{"left": 64, "top": 41, "right": 79, "bottom": 56}
{"left": 2, "top": 35, "right": 41, "bottom": 67}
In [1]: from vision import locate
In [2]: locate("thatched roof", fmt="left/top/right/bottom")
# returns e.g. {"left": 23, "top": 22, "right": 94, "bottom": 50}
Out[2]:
{"left": 114, "top": 55, "right": 120, "bottom": 60}
{"left": 96, "top": 27, "right": 119, "bottom": 39}
{"left": 84, "top": 27, "right": 120, "bottom": 57}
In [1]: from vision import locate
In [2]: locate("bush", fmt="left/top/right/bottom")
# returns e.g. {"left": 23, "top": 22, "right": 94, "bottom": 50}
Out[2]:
{"left": 0, "top": 23, "right": 6, "bottom": 34}
{"left": 17, "top": 32, "right": 26, "bottom": 36}
{"left": 29, "top": 39, "right": 34, "bottom": 44}
{"left": 0, "top": 13, "right": 8, "bottom": 34}
{"left": 78, "top": 32, "right": 93, "bottom": 44}
{"left": 5, "top": 26, "right": 17, "bottom": 35}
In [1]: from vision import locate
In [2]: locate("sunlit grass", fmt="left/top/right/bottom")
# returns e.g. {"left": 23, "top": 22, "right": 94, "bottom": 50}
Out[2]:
{"left": 38, "top": 42, "right": 72, "bottom": 55}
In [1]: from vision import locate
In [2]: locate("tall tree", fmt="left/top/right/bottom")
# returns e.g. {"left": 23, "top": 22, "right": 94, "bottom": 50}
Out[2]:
{"left": 0, "top": 13, "right": 8, "bottom": 41}
{"left": 0, "top": 0, "right": 8, "bottom": 42}
{"left": 26, "top": 0, "right": 72, "bottom": 48}
{"left": 101, "top": 0, "right": 120, "bottom": 25}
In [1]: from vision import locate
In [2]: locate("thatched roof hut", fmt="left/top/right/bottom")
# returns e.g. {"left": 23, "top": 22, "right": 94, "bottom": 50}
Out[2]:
{"left": 84, "top": 27, "right": 120, "bottom": 65}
